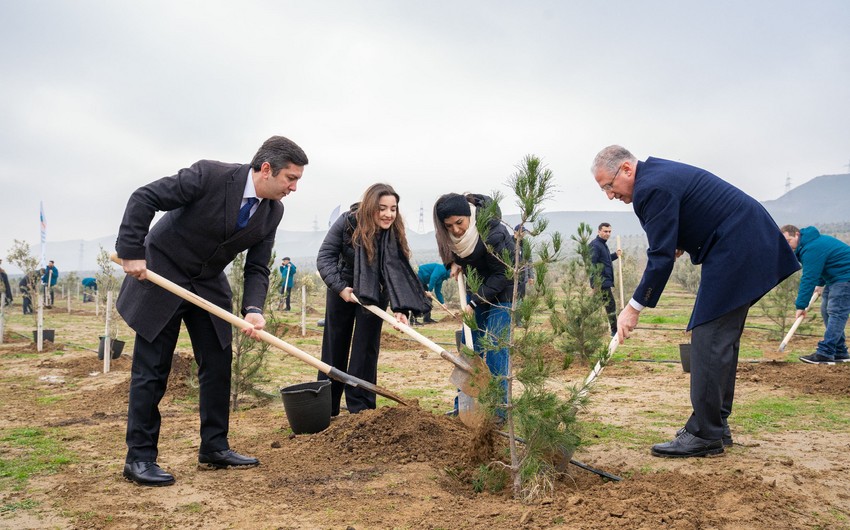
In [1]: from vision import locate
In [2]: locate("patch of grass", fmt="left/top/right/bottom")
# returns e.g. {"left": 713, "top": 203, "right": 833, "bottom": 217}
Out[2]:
{"left": 0, "top": 498, "right": 39, "bottom": 513}
{"left": 36, "top": 395, "right": 63, "bottom": 406}
{"left": 577, "top": 421, "right": 662, "bottom": 448}
{"left": 640, "top": 314, "right": 690, "bottom": 325}
{"left": 177, "top": 502, "right": 203, "bottom": 513}
{"left": 734, "top": 396, "right": 850, "bottom": 435}
{"left": 0, "top": 427, "right": 74, "bottom": 490}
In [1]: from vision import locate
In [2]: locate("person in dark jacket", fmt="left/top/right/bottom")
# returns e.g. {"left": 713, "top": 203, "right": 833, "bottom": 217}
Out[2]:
{"left": 434, "top": 193, "right": 515, "bottom": 418}
{"left": 115, "top": 135, "right": 308, "bottom": 486}
{"left": 317, "top": 183, "right": 429, "bottom": 415}
{"left": 0, "top": 259, "right": 12, "bottom": 306}
{"left": 781, "top": 225, "right": 850, "bottom": 364}
{"left": 593, "top": 145, "right": 799, "bottom": 458}
{"left": 590, "top": 223, "right": 622, "bottom": 336}
{"left": 19, "top": 274, "right": 33, "bottom": 314}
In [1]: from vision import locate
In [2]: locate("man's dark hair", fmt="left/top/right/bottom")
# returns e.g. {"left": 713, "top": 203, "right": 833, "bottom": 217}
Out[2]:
{"left": 251, "top": 136, "right": 309, "bottom": 176}
{"left": 598, "top": 222, "right": 611, "bottom": 231}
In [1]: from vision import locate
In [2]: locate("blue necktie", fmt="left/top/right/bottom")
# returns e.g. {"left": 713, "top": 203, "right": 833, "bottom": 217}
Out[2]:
{"left": 235, "top": 197, "right": 259, "bottom": 231}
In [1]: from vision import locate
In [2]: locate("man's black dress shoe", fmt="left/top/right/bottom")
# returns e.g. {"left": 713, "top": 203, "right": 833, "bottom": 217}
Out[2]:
{"left": 677, "top": 425, "right": 733, "bottom": 447}
{"left": 123, "top": 461, "right": 175, "bottom": 486}
{"left": 652, "top": 430, "right": 724, "bottom": 458}
{"left": 198, "top": 449, "right": 259, "bottom": 469}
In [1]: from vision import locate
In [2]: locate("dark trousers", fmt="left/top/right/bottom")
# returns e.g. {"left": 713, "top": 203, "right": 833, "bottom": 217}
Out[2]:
{"left": 684, "top": 303, "right": 750, "bottom": 441}
{"left": 280, "top": 286, "right": 292, "bottom": 310}
{"left": 601, "top": 287, "right": 617, "bottom": 335}
{"left": 22, "top": 293, "right": 33, "bottom": 314}
{"left": 317, "top": 289, "right": 384, "bottom": 415}
{"left": 125, "top": 300, "right": 232, "bottom": 463}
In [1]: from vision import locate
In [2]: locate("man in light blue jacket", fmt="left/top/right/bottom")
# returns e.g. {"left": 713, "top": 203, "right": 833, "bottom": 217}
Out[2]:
{"left": 782, "top": 225, "right": 850, "bottom": 364}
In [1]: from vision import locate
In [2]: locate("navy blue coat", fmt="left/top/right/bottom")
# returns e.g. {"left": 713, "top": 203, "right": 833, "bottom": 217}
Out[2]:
{"left": 590, "top": 236, "right": 618, "bottom": 289}
{"left": 632, "top": 157, "right": 799, "bottom": 329}
{"left": 116, "top": 160, "right": 282, "bottom": 348}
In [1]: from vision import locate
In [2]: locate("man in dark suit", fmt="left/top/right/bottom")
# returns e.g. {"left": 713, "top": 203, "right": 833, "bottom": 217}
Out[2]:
{"left": 592, "top": 145, "right": 799, "bottom": 458}
{"left": 115, "top": 136, "right": 308, "bottom": 486}
{"left": 590, "top": 223, "right": 622, "bottom": 336}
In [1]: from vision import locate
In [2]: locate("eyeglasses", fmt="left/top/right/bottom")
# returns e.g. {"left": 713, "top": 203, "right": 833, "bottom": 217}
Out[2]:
{"left": 600, "top": 164, "right": 622, "bottom": 192}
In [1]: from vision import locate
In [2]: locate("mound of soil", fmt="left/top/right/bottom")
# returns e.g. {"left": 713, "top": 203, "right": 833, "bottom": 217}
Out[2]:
{"left": 287, "top": 405, "right": 487, "bottom": 468}
{"left": 738, "top": 361, "right": 850, "bottom": 396}
{"left": 38, "top": 353, "right": 132, "bottom": 377}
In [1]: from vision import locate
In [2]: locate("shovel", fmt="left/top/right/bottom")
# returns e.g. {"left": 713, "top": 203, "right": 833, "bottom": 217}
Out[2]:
{"left": 349, "top": 293, "right": 490, "bottom": 397}
{"left": 427, "top": 291, "right": 458, "bottom": 319}
{"left": 778, "top": 290, "right": 820, "bottom": 353}
{"left": 110, "top": 254, "right": 407, "bottom": 406}
{"left": 455, "top": 272, "right": 488, "bottom": 428}
{"left": 578, "top": 335, "right": 620, "bottom": 399}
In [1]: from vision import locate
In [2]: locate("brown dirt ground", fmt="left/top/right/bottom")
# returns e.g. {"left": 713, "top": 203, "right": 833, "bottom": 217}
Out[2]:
{"left": 1, "top": 297, "right": 849, "bottom": 529}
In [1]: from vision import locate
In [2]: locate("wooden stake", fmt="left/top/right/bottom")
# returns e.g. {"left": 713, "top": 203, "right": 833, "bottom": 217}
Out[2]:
{"left": 301, "top": 284, "right": 306, "bottom": 337}
{"left": 616, "top": 235, "right": 625, "bottom": 309}
{"left": 104, "top": 291, "right": 112, "bottom": 373}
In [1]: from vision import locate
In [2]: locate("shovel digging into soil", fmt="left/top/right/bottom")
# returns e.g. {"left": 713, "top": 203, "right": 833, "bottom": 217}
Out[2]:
{"left": 110, "top": 254, "right": 408, "bottom": 406}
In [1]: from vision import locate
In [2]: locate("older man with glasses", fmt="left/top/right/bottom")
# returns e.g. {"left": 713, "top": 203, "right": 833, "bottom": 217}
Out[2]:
{"left": 591, "top": 145, "right": 799, "bottom": 458}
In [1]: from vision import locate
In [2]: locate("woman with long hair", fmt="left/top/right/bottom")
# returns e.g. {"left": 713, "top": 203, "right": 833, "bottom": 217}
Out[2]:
{"left": 317, "top": 183, "right": 429, "bottom": 415}
{"left": 433, "top": 192, "right": 515, "bottom": 418}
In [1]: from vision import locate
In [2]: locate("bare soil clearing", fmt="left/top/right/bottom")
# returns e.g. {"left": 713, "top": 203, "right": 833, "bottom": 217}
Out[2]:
{"left": 2, "top": 296, "right": 849, "bottom": 529}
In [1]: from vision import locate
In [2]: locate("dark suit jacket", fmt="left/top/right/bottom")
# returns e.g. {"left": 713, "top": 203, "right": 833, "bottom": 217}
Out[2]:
{"left": 632, "top": 157, "right": 799, "bottom": 329}
{"left": 590, "top": 236, "right": 618, "bottom": 289}
{"left": 115, "top": 160, "right": 283, "bottom": 348}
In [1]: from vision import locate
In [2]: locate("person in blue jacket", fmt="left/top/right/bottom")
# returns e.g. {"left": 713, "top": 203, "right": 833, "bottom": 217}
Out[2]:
{"left": 278, "top": 257, "right": 297, "bottom": 311}
{"left": 592, "top": 145, "right": 799, "bottom": 458}
{"left": 81, "top": 277, "right": 98, "bottom": 303}
{"left": 413, "top": 262, "right": 450, "bottom": 324}
{"left": 781, "top": 225, "right": 850, "bottom": 365}
{"left": 42, "top": 260, "right": 59, "bottom": 307}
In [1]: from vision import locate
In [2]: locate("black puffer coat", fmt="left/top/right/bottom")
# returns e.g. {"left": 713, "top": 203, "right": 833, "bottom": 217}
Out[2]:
{"left": 317, "top": 206, "right": 358, "bottom": 295}
{"left": 453, "top": 195, "right": 515, "bottom": 304}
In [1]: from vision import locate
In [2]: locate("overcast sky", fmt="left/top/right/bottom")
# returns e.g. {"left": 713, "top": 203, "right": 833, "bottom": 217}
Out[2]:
{"left": 2, "top": 0, "right": 849, "bottom": 269}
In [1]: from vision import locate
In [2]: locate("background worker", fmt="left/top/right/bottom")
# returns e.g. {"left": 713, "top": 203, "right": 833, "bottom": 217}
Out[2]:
{"left": 590, "top": 222, "right": 622, "bottom": 336}
{"left": 593, "top": 145, "right": 799, "bottom": 458}
{"left": 115, "top": 135, "right": 308, "bottom": 487}
{"left": 42, "top": 260, "right": 59, "bottom": 307}
{"left": 413, "top": 262, "right": 450, "bottom": 325}
{"left": 81, "top": 277, "right": 97, "bottom": 303}
{"left": 278, "top": 257, "right": 297, "bottom": 311}
{"left": 0, "top": 259, "right": 12, "bottom": 307}
{"left": 781, "top": 224, "right": 850, "bottom": 364}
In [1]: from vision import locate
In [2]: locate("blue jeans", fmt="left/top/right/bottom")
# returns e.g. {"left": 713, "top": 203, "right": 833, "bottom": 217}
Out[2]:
{"left": 817, "top": 282, "right": 850, "bottom": 358}
{"left": 457, "top": 302, "right": 512, "bottom": 416}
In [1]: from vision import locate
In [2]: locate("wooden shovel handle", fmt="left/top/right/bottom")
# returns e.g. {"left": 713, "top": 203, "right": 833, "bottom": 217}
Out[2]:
{"left": 578, "top": 336, "right": 619, "bottom": 399}
{"left": 109, "top": 254, "right": 408, "bottom": 404}
{"left": 457, "top": 273, "right": 475, "bottom": 348}
{"left": 778, "top": 290, "right": 820, "bottom": 352}
{"left": 349, "top": 294, "right": 475, "bottom": 372}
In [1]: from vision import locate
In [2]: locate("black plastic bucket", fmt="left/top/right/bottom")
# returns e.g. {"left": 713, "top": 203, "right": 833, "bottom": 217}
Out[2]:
{"left": 280, "top": 380, "right": 332, "bottom": 434}
{"left": 679, "top": 344, "right": 691, "bottom": 373}
{"left": 98, "top": 337, "right": 125, "bottom": 360}
{"left": 32, "top": 329, "right": 55, "bottom": 343}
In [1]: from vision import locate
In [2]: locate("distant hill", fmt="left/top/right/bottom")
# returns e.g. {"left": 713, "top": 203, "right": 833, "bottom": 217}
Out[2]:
{"left": 15, "top": 173, "right": 850, "bottom": 274}
{"left": 760, "top": 173, "right": 850, "bottom": 226}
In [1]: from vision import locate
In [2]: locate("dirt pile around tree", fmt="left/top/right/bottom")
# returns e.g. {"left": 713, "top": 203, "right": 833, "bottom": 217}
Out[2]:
{"left": 285, "top": 404, "right": 491, "bottom": 468}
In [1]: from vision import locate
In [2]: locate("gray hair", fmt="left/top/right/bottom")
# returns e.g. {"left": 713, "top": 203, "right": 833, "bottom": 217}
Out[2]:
{"left": 591, "top": 145, "right": 636, "bottom": 174}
